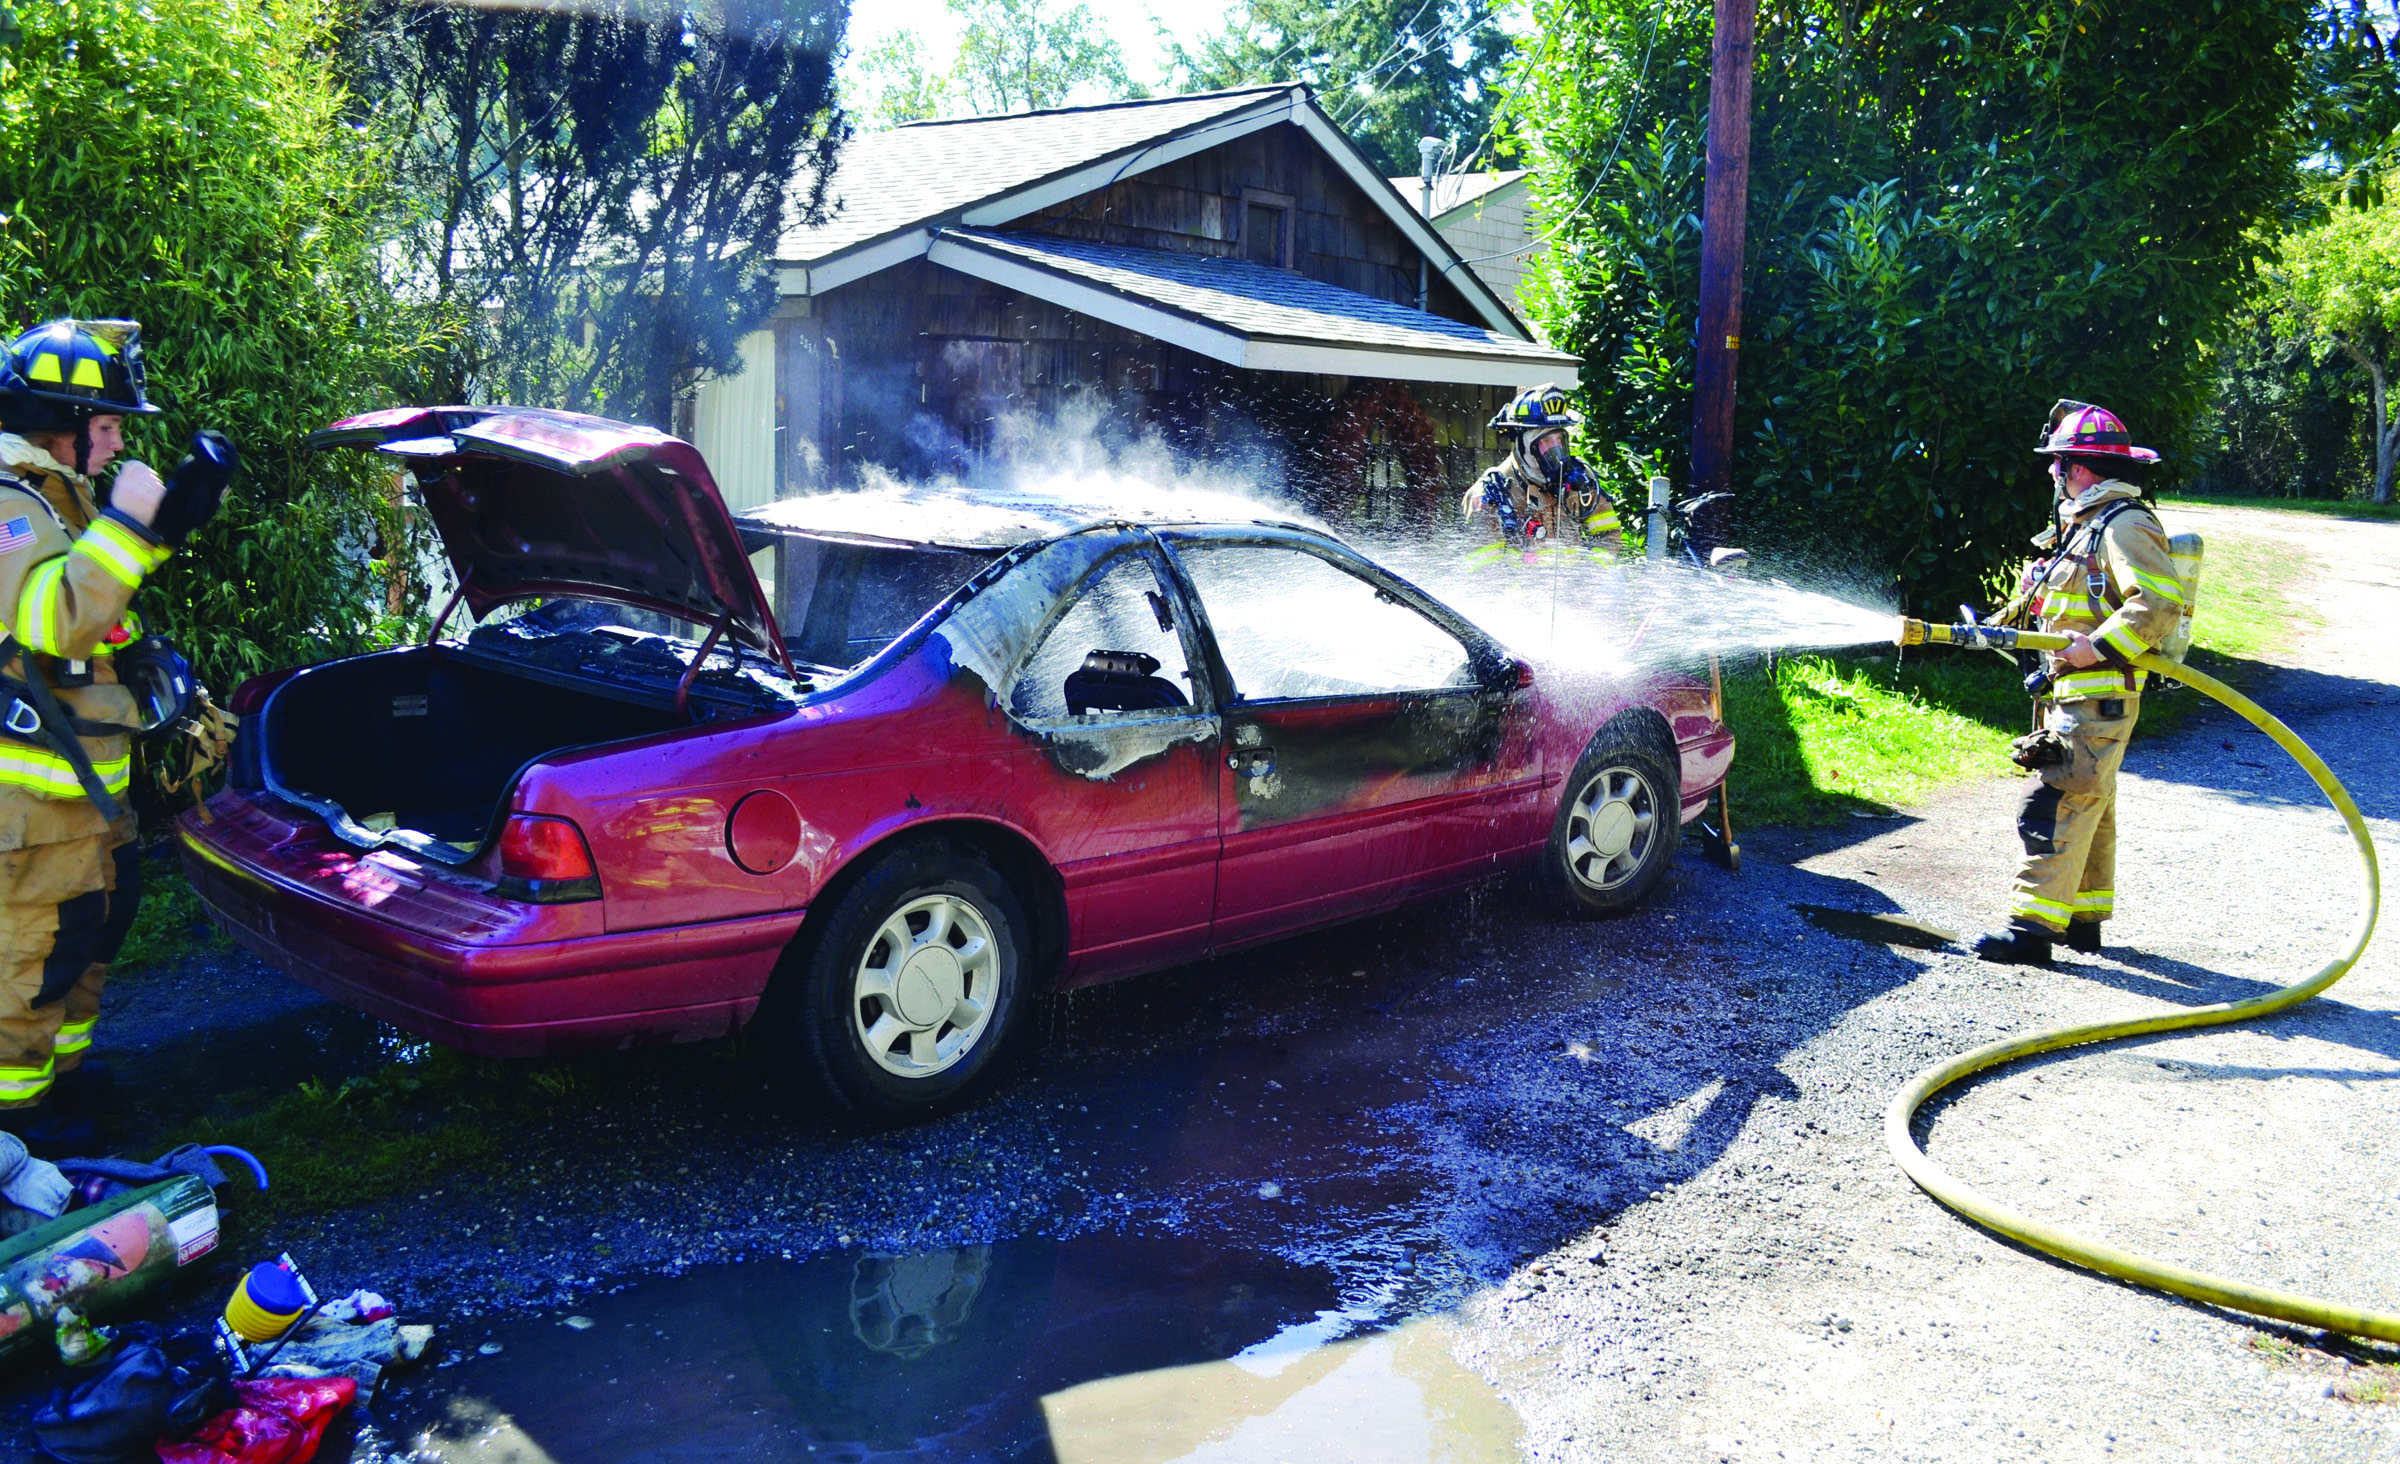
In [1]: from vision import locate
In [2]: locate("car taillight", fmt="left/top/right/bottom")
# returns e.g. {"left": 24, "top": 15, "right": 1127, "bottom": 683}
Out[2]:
{"left": 499, "top": 815, "right": 595, "bottom": 882}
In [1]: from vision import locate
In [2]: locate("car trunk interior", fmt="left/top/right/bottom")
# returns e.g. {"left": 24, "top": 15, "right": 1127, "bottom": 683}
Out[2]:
{"left": 263, "top": 648, "right": 683, "bottom": 851}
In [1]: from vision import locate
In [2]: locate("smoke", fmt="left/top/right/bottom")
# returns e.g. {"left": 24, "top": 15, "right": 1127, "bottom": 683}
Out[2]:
{"left": 830, "top": 393, "right": 1330, "bottom": 535}
{"left": 783, "top": 395, "right": 1902, "bottom": 671}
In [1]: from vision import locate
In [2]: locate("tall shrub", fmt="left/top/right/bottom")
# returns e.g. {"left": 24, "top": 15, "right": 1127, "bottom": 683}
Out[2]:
{"left": 0, "top": 0, "right": 437, "bottom": 686}
{"left": 1502, "top": 0, "right": 2345, "bottom": 611}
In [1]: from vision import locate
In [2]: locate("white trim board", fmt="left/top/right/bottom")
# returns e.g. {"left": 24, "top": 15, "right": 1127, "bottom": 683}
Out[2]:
{"left": 1289, "top": 104, "right": 1526, "bottom": 340}
{"left": 925, "top": 234, "right": 1578, "bottom": 389}
{"left": 960, "top": 94, "right": 1300, "bottom": 229}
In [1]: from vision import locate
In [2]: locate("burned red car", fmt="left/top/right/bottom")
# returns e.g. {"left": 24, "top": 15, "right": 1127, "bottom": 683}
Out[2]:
{"left": 179, "top": 407, "right": 1733, "bottom": 1116}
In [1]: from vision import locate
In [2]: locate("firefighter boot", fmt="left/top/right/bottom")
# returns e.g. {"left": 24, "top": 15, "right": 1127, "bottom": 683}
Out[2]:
{"left": 1973, "top": 924, "right": 2055, "bottom": 966}
{"left": 2064, "top": 921, "right": 2104, "bottom": 955}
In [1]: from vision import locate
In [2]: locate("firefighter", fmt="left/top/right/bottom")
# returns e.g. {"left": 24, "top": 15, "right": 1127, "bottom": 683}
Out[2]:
{"left": 1461, "top": 384, "right": 1618, "bottom": 560}
{"left": 0, "top": 320, "right": 230, "bottom": 1148}
{"left": 1973, "top": 401, "right": 2183, "bottom": 966}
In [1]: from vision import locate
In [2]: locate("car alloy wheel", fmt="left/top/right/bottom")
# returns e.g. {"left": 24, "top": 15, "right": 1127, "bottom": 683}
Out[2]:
{"left": 1565, "top": 764, "right": 1658, "bottom": 893}
{"left": 853, "top": 892, "right": 1001, "bottom": 1079}
{"left": 1543, "top": 715, "right": 1680, "bottom": 917}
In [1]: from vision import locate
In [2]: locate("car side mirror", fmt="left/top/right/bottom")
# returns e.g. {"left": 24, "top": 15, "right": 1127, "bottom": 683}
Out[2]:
{"left": 1486, "top": 657, "right": 1535, "bottom": 691}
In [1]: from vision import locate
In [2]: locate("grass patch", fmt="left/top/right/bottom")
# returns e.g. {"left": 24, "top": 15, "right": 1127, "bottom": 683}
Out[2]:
{"left": 1721, "top": 649, "right": 2025, "bottom": 827}
{"left": 2161, "top": 493, "right": 2400, "bottom": 524}
{"left": 168, "top": 1047, "right": 509, "bottom": 1224}
{"left": 2176, "top": 521, "right": 2323, "bottom": 663}
{"left": 115, "top": 856, "right": 230, "bottom": 973}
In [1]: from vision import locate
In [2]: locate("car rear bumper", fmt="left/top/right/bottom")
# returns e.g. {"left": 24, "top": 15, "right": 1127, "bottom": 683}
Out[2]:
{"left": 178, "top": 796, "right": 803, "bottom": 1057}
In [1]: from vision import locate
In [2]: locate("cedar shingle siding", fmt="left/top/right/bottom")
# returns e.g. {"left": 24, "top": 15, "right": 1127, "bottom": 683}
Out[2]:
{"left": 694, "top": 88, "right": 1575, "bottom": 528}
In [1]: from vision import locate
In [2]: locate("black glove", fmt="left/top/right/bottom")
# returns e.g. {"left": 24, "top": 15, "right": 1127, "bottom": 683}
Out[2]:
{"left": 150, "top": 429, "right": 236, "bottom": 547}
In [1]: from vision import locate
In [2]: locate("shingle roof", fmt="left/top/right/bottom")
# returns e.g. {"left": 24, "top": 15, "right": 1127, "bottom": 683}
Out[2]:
{"left": 937, "top": 229, "right": 1578, "bottom": 378}
{"left": 1385, "top": 170, "right": 1532, "bottom": 221}
{"left": 780, "top": 87, "right": 1293, "bottom": 265}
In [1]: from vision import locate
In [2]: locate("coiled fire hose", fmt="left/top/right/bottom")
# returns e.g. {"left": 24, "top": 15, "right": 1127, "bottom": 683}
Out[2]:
{"left": 1889, "top": 619, "right": 2391, "bottom": 1340}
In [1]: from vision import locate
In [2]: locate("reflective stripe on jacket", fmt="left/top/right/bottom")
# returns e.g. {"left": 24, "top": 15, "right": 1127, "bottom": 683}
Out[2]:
{"left": 0, "top": 436, "right": 169, "bottom": 835}
{"left": 2025, "top": 481, "right": 2180, "bottom": 700}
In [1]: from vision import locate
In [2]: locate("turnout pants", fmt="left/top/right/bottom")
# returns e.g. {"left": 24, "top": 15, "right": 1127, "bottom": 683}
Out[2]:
{"left": 0, "top": 827, "right": 139, "bottom": 1109}
{"left": 2009, "top": 696, "right": 2135, "bottom": 935}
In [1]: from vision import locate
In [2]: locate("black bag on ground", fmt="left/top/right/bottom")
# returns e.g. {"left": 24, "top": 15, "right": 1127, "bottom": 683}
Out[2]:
{"left": 32, "top": 1327, "right": 231, "bottom": 1463}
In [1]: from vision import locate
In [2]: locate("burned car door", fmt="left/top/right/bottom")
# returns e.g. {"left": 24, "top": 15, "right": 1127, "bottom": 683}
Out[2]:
{"left": 998, "top": 541, "right": 1220, "bottom": 983}
{"left": 1164, "top": 534, "right": 1525, "bottom": 949}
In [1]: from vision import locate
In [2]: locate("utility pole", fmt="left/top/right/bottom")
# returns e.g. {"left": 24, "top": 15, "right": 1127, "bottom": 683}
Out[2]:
{"left": 1688, "top": 0, "right": 1756, "bottom": 549}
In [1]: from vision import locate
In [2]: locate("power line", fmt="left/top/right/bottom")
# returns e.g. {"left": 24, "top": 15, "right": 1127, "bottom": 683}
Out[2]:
{"left": 1441, "top": 5, "right": 1663, "bottom": 272}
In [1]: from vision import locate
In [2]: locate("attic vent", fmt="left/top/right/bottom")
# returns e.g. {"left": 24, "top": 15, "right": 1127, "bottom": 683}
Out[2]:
{"left": 1241, "top": 187, "right": 1294, "bottom": 268}
{"left": 1244, "top": 204, "right": 1285, "bottom": 265}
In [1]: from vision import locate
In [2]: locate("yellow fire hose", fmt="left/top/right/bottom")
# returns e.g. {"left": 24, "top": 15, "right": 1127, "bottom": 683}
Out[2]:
{"left": 1889, "top": 619, "right": 2391, "bottom": 1340}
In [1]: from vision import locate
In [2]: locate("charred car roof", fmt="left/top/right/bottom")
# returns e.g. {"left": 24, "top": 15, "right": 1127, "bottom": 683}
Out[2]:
{"left": 733, "top": 481, "right": 1320, "bottom": 552}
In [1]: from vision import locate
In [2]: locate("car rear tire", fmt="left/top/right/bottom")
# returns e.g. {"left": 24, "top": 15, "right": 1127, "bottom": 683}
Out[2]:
{"left": 763, "top": 840, "right": 1031, "bottom": 1120}
{"left": 1542, "top": 717, "right": 1681, "bottom": 917}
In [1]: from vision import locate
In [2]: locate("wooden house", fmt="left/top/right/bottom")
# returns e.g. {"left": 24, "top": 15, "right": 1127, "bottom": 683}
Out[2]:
{"left": 685, "top": 85, "right": 1580, "bottom": 530}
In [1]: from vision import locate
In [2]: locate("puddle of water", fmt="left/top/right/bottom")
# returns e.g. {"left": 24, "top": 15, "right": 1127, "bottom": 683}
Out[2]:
{"left": 1793, "top": 903, "right": 1958, "bottom": 951}
{"left": 379, "top": 1235, "right": 1518, "bottom": 1464}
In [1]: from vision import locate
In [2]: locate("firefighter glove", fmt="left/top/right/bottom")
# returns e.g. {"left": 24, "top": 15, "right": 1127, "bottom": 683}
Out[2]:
{"left": 2010, "top": 729, "right": 2072, "bottom": 771}
{"left": 150, "top": 429, "right": 235, "bottom": 547}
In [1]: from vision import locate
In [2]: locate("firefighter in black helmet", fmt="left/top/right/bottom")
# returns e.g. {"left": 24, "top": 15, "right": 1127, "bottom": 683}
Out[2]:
{"left": 0, "top": 319, "right": 232, "bottom": 1150}
{"left": 1461, "top": 384, "right": 1617, "bottom": 564}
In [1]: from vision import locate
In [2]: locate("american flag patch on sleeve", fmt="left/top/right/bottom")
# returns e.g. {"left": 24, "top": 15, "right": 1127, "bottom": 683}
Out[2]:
{"left": 0, "top": 518, "right": 33, "bottom": 556}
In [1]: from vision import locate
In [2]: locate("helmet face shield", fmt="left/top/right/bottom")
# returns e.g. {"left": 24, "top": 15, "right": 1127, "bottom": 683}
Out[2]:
{"left": 112, "top": 638, "right": 196, "bottom": 737}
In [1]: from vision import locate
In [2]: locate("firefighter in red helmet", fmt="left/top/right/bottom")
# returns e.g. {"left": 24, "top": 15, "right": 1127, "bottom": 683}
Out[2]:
{"left": 1974, "top": 401, "right": 2182, "bottom": 966}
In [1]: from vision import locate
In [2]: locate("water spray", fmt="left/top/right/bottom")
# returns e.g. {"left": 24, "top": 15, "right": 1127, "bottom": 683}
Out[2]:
{"left": 1889, "top": 618, "right": 2392, "bottom": 1340}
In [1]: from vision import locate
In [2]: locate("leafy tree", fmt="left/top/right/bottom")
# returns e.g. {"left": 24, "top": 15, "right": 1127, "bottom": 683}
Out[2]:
{"left": 844, "top": 0, "right": 1136, "bottom": 128}
{"left": 0, "top": 0, "right": 440, "bottom": 691}
{"left": 1167, "top": 0, "right": 1516, "bottom": 178}
{"left": 850, "top": 29, "right": 954, "bottom": 127}
{"left": 951, "top": 0, "right": 1135, "bottom": 113}
{"left": 2269, "top": 192, "right": 2400, "bottom": 502}
{"left": 346, "top": 0, "right": 848, "bottom": 428}
{"left": 1501, "top": 0, "right": 2388, "bottom": 612}
{"left": 2195, "top": 310, "right": 2373, "bottom": 500}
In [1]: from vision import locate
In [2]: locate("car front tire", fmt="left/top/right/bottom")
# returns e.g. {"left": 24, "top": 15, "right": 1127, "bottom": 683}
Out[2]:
{"left": 1542, "top": 717, "right": 1681, "bottom": 917}
{"left": 766, "top": 839, "right": 1031, "bottom": 1120}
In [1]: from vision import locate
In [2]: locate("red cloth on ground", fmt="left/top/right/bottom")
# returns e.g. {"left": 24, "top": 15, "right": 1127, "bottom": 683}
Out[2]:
{"left": 157, "top": 1375, "right": 356, "bottom": 1464}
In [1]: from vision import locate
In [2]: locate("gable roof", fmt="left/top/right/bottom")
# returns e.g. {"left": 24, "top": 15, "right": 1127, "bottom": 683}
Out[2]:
{"left": 1387, "top": 169, "right": 1531, "bottom": 223}
{"left": 932, "top": 229, "right": 1578, "bottom": 388}
{"left": 779, "top": 86, "right": 1532, "bottom": 340}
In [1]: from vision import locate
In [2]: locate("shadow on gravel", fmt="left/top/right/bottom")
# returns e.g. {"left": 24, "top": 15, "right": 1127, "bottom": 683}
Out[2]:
{"left": 2128, "top": 661, "right": 2400, "bottom": 820}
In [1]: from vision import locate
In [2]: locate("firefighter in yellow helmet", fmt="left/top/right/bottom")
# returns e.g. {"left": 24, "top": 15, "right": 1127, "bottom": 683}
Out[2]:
{"left": 0, "top": 320, "right": 232, "bottom": 1149}
{"left": 1461, "top": 384, "right": 1618, "bottom": 563}
{"left": 1973, "top": 401, "right": 2182, "bottom": 966}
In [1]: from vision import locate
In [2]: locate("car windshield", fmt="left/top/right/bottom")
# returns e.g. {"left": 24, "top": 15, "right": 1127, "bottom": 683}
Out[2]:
{"left": 775, "top": 536, "right": 1002, "bottom": 672}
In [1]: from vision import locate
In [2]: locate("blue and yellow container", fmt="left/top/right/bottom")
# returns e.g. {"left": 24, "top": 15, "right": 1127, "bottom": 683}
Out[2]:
{"left": 223, "top": 1262, "right": 307, "bottom": 1342}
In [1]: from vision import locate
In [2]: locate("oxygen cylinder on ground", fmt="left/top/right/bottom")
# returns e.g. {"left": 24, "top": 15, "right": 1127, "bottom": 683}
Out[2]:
{"left": 0, "top": 1175, "right": 219, "bottom": 1369}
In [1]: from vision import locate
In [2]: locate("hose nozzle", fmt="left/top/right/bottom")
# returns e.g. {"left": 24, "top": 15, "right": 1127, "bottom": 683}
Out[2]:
{"left": 1897, "top": 617, "right": 2013, "bottom": 648}
{"left": 1897, "top": 617, "right": 2075, "bottom": 653}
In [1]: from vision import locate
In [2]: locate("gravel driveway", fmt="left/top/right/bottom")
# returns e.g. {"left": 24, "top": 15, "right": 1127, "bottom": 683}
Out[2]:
{"left": 1454, "top": 502, "right": 2400, "bottom": 1462}
{"left": 7, "top": 507, "right": 2392, "bottom": 1464}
